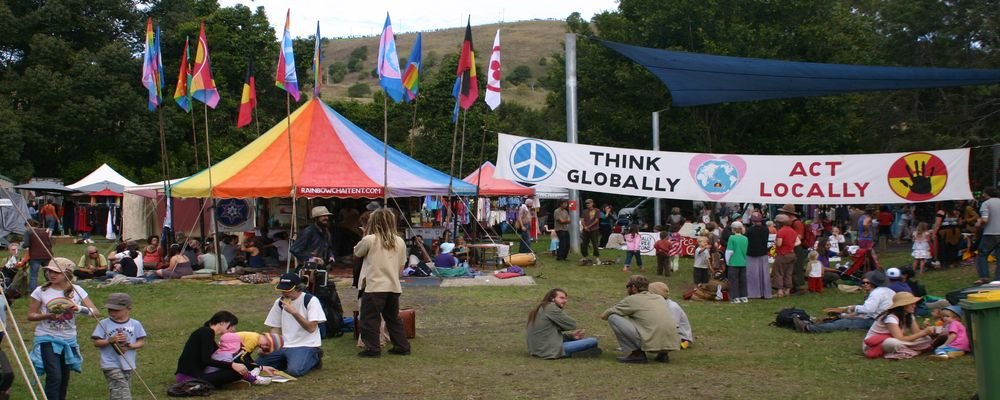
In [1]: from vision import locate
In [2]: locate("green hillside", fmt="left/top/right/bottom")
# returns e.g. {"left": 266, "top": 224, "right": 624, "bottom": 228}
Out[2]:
{"left": 317, "top": 19, "right": 565, "bottom": 108}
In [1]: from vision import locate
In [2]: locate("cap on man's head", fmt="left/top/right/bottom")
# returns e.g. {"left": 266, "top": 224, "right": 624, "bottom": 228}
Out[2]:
{"left": 275, "top": 273, "right": 301, "bottom": 291}
{"left": 104, "top": 293, "right": 133, "bottom": 310}
{"left": 886, "top": 267, "right": 902, "bottom": 279}
{"left": 366, "top": 201, "right": 381, "bottom": 211}
{"left": 585, "top": 199, "right": 594, "bottom": 205}
{"left": 310, "top": 206, "right": 333, "bottom": 219}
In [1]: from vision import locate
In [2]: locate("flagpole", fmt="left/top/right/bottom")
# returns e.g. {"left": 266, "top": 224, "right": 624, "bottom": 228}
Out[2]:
{"left": 285, "top": 93, "right": 296, "bottom": 273}
{"left": 190, "top": 111, "right": 200, "bottom": 170}
{"left": 447, "top": 74, "right": 463, "bottom": 242}
{"left": 202, "top": 103, "right": 221, "bottom": 269}
{"left": 409, "top": 98, "right": 418, "bottom": 156}
{"left": 383, "top": 95, "right": 389, "bottom": 201}
{"left": 157, "top": 107, "right": 175, "bottom": 244}
{"left": 473, "top": 126, "right": 487, "bottom": 241}
{"left": 253, "top": 101, "right": 261, "bottom": 137}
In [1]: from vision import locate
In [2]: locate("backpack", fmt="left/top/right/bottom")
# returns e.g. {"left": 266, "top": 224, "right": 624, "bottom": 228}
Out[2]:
{"left": 166, "top": 379, "right": 214, "bottom": 397}
{"left": 411, "top": 261, "right": 432, "bottom": 277}
{"left": 774, "top": 308, "right": 810, "bottom": 329}
{"left": 302, "top": 287, "right": 345, "bottom": 339}
{"left": 792, "top": 218, "right": 816, "bottom": 249}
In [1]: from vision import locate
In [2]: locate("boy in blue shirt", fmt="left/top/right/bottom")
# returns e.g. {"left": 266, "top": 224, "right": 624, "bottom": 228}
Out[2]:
{"left": 92, "top": 293, "right": 146, "bottom": 400}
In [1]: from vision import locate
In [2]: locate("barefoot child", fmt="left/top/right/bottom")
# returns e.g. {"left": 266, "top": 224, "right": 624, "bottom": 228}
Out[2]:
{"left": 207, "top": 333, "right": 271, "bottom": 385}
{"left": 693, "top": 236, "right": 710, "bottom": 286}
{"left": 911, "top": 222, "right": 932, "bottom": 275}
{"left": 545, "top": 225, "right": 559, "bottom": 257}
{"left": 92, "top": 293, "right": 146, "bottom": 400}
{"left": 929, "top": 305, "right": 970, "bottom": 361}
{"left": 807, "top": 250, "right": 823, "bottom": 293}
{"left": 654, "top": 231, "right": 672, "bottom": 276}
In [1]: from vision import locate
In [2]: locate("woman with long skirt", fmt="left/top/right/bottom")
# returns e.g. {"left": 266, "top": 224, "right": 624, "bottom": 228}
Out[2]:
{"left": 744, "top": 212, "right": 772, "bottom": 299}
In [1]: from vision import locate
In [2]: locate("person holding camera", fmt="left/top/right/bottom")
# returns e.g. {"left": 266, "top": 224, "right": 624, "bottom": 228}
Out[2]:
{"left": 255, "top": 273, "right": 325, "bottom": 376}
{"left": 290, "top": 206, "right": 336, "bottom": 267}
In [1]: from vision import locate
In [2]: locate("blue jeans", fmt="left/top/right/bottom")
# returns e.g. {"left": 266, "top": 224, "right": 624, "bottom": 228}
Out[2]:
{"left": 45, "top": 216, "right": 57, "bottom": 233}
{"left": 562, "top": 337, "right": 598, "bottom": 357}
{"left": 623, "top": 251, "right": 642, "bottom": 268}
{"left": 256, "top": 346, "right": 321, "bottom": 377}
{"left": 40, "top": 342, "right": 71, "bottom": 400}
{"left": 976, "top": 235, "right": 1000, "bottom": 280}
{"left": 28, "top": 259, "right": 48, "bottom": 293}
{"left": 518, "top": 229, "right": 531, "bottom": 254}
{"left": 808, "top": 317, "right": 874, "bottom": 333}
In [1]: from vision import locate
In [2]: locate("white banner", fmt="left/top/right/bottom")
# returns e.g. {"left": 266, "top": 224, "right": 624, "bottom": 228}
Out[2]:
{"left": 495, "top": 133, "right": 971, "bottom": 204}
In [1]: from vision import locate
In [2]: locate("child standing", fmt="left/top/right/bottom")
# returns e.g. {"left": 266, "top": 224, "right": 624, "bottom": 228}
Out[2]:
{"left": 929, "top": 306, "right": 970, "bottom": 361}
{"left": 693, "top": 236, "right": 710, "bottom": 286}
{"left": 92, "top": 293, "right": 146, "bottom": 400}
{"left": 828, "top": 227, "right": 845, "bottom": 256}
{"left": 545, "top": 225, "right": 559, "bottom": 257}
{"left": 911, "top": 222, "right": 932, "bottom": 275}
{"left": 668, "top": 231, "right": 682, "bottom": 273}
{"left": 654, "top": 231, "right": 672, "bottom": 276}
{"left": 806, "top": 250, "right": 823, "bottom": 293}
{"left": 622, "top": 226, "right": 643, "bottom": 272}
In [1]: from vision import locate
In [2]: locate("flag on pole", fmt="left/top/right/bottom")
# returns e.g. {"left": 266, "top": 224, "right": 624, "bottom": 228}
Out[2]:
{"left": 312, "top": 21, "right": 322, "bottom": 98}
{"left": 485, "top": 29, "right": 501, "bottom": 110}
{"left": 237, "top": 61, "right": 257, "bottom": 128}
{"left": 141, "top": 18, "right": 164, "bottom": 111}
{"left": 402, "top": 32, "right": 422, "bottom": 102}
{"left": 173, "top": 36, "right": 193, "bottom": 112}
{"left": 276, "top": 9, "right": 300, "bottom": 101}
{"left": 190, "top": 21, "right": 220, "bottom": 108}
{"left": 377, "top": 13, "right": 404, "bottom": 103}
{"left": 455, "top": 18, "right": 478, "bottom": 110}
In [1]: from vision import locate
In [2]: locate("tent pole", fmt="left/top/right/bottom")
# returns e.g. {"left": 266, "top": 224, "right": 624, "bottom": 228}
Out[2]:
{"left": 158, "top": 107, "right": 175, "bottom": 249}
{"left": 285, "top": 93, "right": 296, "bottom": 273}
{"left": 203, "top": 103, "right": 220, "bottom": 269}
{"left": 446, "top": 76, "right": 462, "bottom": 243}
{"left": 191, "top": 108, "right": 200, "bottom": 170}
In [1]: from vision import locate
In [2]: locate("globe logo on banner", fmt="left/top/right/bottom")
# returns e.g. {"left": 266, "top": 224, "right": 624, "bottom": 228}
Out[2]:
{"left": 888, "top": 152, "right": 948, "bottom": 201}
{"left": 509, "top": 139, "right": 556, "bottom": 182}
{"left": 688, "top": 154, "right": 746, "bottom": 200}
{"left": 216, "top": 199, "right": 250, "bottom": 228}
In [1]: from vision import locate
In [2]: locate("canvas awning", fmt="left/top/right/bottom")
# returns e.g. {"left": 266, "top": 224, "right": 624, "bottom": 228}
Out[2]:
{"left": 67, "top": 163, "right": 136, "bottom": 190}
{"left": 171, "top": 98, "right": 476, "bottom": 199}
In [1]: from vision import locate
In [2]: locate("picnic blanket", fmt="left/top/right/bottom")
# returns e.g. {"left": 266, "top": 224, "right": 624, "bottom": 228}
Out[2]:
{"left": 440, "top": 275, "right": 535, "bottom": 288}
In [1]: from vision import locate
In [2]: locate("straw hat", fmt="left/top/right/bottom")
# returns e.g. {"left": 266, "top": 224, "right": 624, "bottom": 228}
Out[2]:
{"left": 310, "top": 206, "right": 333, "bottom": 219}
{"left": 888, "top": 292, "right": 922, "bottom": 309}
{"left": 778, "top": 204, "right": 798, "bottom": 216}
{"left": 648, "top": 281, "right": 670, "bottom": 299}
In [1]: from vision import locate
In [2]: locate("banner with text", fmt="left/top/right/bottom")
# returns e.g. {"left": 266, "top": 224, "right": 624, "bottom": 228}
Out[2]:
{"left": 495, "top": 133, "right": 971, "bottom": 204}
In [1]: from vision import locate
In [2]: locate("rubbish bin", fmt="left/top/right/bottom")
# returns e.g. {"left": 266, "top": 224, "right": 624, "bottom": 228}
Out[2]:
{"left": 961, "top": 293, "right": 1000, "bottom": 400}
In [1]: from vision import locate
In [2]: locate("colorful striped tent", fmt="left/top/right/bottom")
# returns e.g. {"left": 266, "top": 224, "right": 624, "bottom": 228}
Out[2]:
{"left": 463, "top": 161, "right": 534, "bottom": 197}
{"left": 171, "top": 98, "right": 476, "bottom": 199}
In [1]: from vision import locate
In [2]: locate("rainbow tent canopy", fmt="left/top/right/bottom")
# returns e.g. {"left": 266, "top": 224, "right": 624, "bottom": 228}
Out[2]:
{"left": 171, "top": 98, "right": 476, "bottom": 199}
{"left": 463, "top": 161, "right": 534, "bottom": 197}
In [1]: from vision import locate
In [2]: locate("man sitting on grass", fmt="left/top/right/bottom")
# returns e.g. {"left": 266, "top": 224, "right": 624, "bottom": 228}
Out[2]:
{"left": 794, "top": 270, "right": 894, "bottom": 333}
{"left": 526, "top": 288, "right": 601, "bottom": 359}
{"left": 256, "top": 274, "right": 325, "bottom": 376}
{"left": 601, "top": 275, "right": 679, "bottom": 363}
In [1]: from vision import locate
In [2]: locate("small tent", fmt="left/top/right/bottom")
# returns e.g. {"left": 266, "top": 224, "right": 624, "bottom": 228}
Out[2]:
{"left": 67, "top": 163, "right": 137, "bottom": 195}
{"left": 463, "top": 161, "right": 534, "bottom": 197}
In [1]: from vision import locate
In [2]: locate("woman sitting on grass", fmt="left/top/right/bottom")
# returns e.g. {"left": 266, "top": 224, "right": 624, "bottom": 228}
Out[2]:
{"left": 175, "top": 311, "right": 251, "bottom": 386}
{"left": 526, "top": 288, "right": 601, "bottom": 359}
{"left": 862, "top": 292, "right": 934, "bottom": 359}
{"left": 154, "top": 244, "right": 193, "bottom": 279}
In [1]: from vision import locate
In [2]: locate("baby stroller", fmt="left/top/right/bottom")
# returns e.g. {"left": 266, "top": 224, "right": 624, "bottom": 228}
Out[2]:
{"left": 839, "top": 248, "right": 880, "bottom": 283}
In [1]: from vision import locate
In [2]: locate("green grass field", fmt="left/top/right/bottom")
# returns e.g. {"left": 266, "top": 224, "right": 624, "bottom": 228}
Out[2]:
{"left": 4, "top": 238, "right": 982, "bottom": 399}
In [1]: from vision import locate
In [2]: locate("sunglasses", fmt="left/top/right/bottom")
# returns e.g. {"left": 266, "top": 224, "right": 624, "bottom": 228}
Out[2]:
{"left": 862, "top": 281, "right": 872, "bottom": 285}
{"left": 88, "top": 251, "right": 98, "bottom": 255}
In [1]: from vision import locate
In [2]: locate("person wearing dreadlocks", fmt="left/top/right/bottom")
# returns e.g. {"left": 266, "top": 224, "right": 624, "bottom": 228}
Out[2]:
{"left": 92, "top": 293, "right": 146, "bottom": 400}
{"left": 27, "top": 260, "right": 99, "bottom": 400}
{"left": 353, "top": 208, "right": 411, "bottom": 357}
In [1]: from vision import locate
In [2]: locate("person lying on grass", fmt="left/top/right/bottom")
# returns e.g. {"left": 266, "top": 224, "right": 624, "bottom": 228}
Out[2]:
{"left": 526, "top": 288, "right": 601, "bottom": 359}
{"left": 794, "top": 270, "right": 894, "bottom": 333}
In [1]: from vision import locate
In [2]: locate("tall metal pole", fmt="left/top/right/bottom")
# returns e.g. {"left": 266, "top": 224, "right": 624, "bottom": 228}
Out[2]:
{"left": 652, "top": 111, "right": 661, "bottom": 227}
{"left": 565, "top": 33, "right": 580, "bottom": 256}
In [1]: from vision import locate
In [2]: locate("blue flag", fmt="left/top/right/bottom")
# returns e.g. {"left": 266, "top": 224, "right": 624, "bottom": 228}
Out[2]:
{"left": 377, "top": 13, "right": 404, "bottom": 103}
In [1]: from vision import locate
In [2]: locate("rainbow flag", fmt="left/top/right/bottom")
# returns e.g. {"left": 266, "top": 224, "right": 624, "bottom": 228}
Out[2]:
{"left": 401, "top": 32, "right": 422, "bottom": 102}
{"left": 276, "top": 9, "right": 300, "bottom": 101}
{"left": 312, "top": 21, "right": 321, "bottom": 98}
{"left": 141, "top": 18, "right": 164, "bottom": 111}
{"left": 377, "top": 13, "right": 404, "bottom": 103}
{"left": 173, "top": 36, "right": 192, "bottom": 112}
{"left": 190, "top": 21, "right": 220, "bottom": 109}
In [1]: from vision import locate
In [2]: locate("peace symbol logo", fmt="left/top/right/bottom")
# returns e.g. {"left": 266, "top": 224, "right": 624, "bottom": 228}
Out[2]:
{"left": 509, "top": 139, "right": 556, "bottom": 182}
{"left": 887, "top": 152, "right": 948, "bottom": 201}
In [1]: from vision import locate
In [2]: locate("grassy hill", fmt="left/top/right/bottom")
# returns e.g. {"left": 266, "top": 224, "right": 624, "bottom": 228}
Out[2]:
{"left": 317, "top": 19, "right": 566, "bottom": 108}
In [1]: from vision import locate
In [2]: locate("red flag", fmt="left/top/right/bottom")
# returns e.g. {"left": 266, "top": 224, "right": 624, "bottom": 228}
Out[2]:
{"left": 237, "top": 62, "right": 256, "bottom": 128}
{"left": 455, "top": 19, "right": 478, "bottom": 110}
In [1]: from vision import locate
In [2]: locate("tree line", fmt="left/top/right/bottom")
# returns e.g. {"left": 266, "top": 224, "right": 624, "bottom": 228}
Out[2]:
{"left": 0, "top": 0, "right": 996, "bottom": 187}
